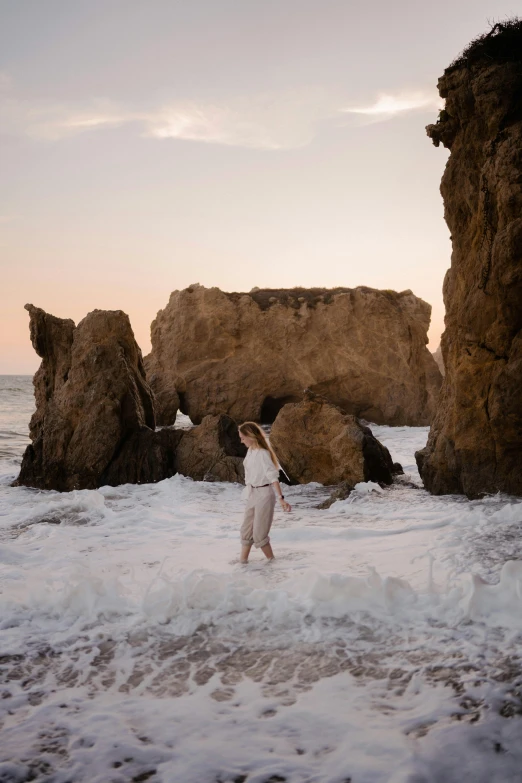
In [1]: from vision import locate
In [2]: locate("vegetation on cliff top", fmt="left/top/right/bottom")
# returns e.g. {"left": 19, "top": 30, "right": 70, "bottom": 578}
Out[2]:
{"left": 447, "top": 17, "right": 522, "bottom": 73}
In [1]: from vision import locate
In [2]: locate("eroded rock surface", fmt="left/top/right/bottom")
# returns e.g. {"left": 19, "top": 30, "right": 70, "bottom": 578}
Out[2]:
{"left": 175, "top": 414, "right": 246, "bottom": 483}
{"left": 269, "top": 391, "right": 400, "bottom": 486}
{"left": 16, "top": 306, "right": 247, "bottom": 490}
{"left": 418, "top": 22, "right": 522, "bottom": 497}
{"left": 101, "top": 426, "right": 184, "bottom": 487}
{"left": 145, "top": 284, "right": 442, "bottom": 427}
{"left": 15, "top": 305, "right": 162, "bottom": 490}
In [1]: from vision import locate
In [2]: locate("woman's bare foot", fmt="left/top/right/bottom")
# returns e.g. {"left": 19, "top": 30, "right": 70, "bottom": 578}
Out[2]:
{"left": 260, "top": 542, "right": 275, "bottom": 560}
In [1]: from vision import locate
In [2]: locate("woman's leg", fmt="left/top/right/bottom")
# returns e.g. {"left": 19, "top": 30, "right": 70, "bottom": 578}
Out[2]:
{"left": 240, "top": 500, "right": 255, "bottom": 563}
{"left": 240, "top": 544, "right": 252, "bottom": 563}
{"left": 253, "top": 488, "right": 276, "bottom": 559}
{"left": 260, "top": 542, "right": 275, "bottom": 560}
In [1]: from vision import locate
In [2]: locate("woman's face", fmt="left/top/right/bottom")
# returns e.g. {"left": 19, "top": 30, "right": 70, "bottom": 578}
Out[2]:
{"left": 239, "top": 431, "right": 256, "bottom": 448}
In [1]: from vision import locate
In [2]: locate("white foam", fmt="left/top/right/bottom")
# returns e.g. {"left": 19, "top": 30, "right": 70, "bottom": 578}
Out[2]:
{"left": 1, "top": 422, "right": 522, "bottom": 781}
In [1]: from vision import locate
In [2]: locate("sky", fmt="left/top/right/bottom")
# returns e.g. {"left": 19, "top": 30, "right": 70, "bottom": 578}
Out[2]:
{"left": 0, "top": 0, "right": 517, "bottom": 373}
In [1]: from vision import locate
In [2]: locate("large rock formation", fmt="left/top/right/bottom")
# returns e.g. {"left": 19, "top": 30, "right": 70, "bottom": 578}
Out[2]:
{"left": 15, "top": 305, "right": 161, "bottom": 490}
{"left": 15, "top": 305, "right": 245, "bottom": 491}
{"left": 100, "top": 426, "right": 183, "bottom": 487}
{"left": 145, "top": 284, "right": 442, "bottom": 427}
{"left": 269, "top": 391, "right": 400, "bottom": 486}
{"left": 417, "top": 20, "right": 522, "bottom": 497}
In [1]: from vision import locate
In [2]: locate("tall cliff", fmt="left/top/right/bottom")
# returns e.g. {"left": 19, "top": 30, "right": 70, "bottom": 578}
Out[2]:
{"left": 145, "top": 284, "right": 442, "bottom": 427}
{"left": 416, "top": 20, "right": 522, "bottom": 497}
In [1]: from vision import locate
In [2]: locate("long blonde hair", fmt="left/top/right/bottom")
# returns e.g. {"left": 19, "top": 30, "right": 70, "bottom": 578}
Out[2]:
{"left": 239, "top": 421, "right": 279, "bottom": 468}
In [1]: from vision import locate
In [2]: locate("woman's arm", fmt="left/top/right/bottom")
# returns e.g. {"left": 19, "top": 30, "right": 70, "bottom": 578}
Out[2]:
{"left": 259, "top": 450, "right": 291, "bottom": 511}
{"left": 271, "top": 479, "right": 291, "bottom": 512}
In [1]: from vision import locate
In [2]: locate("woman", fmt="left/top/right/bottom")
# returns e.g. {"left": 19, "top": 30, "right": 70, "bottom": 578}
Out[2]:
{"left": 238, "top": 421, "right": 292, "bottom": 563}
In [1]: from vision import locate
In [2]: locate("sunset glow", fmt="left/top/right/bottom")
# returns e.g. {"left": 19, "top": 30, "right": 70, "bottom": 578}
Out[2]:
{"left": 0, "top": 0, "right": 513, "bottom": 373}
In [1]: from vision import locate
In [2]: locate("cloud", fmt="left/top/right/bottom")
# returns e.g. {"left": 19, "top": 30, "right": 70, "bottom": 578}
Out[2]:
{"left": 148, "top": 104, "right": 282, "bottom": 148}
{"left": 13, "top": 99, "right": 136, "bottom": 141}
{"left": 0, "top": 84, "right": 443, "bottom": 148}
{"left": 341, "top": 90, "right": 443, "bottom": 123}
{"left": 0, "top": 89, "right": 330, "bottom": 150}
{"left": 60, "top": 113, "right": 130, "bottom": 131}
{"left": 144, "top": 95, "right": 325, "bottom": 150}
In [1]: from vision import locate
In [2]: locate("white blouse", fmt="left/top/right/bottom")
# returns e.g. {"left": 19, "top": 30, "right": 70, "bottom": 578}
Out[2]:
{"left": 244, "top": 447, "right": 280, "bottom": 487}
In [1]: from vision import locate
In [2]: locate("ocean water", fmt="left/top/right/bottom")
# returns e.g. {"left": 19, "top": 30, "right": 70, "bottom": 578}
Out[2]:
{"left": 1, "top": 375, "right": 522, "bottom": 783}
{"left": 0, "top": 375, "right": 33, "bottom": 477}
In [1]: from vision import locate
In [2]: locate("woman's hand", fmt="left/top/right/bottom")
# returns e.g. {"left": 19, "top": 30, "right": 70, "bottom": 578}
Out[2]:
{"left": 271, "top": 482, "right": 291, "bottom": 512}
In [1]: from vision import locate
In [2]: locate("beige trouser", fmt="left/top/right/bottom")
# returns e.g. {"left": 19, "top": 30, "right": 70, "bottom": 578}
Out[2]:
{"left": 240, "top": 485, "right": 276, "bottom": 548}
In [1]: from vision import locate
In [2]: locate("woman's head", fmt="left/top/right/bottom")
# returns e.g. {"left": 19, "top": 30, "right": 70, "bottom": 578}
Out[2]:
{"left": 239, "top": 421, "right": 279, "bottom": 467}
{"left": 238, "top": 421, "right": 265, "bottom": 448}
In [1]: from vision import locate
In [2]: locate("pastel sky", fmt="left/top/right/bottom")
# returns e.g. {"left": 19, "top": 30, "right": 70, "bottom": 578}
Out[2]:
{"left": 0, "top": 0, "right": 515, "bottom": 373}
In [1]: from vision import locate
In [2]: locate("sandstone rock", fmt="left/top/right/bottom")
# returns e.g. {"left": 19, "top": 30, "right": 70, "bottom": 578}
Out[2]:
{"left": 146, "top": 376, "right": 180, "bottom": 429}
{"left": 16, "top": 306, "right": 249, "bottom": 490}
{"left": 100, "top": 426, "right": 183, "bottom": 487}
{"left": 269, "top": 391, "right": 400, "bottom": 486}
{"left": 145, "top": 284, "right": 442, "bottom": 427}
{"left": 175, "top": 414, "right": 246, "bottom": 483}
{"left": 419, "top": 21, "right": 522, "bottom": 497}
{"left": 15, "top": 305, "right": 169, "bottom": 490}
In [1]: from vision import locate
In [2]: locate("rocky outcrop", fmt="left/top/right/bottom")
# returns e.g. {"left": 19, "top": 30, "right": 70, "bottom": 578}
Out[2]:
{"left": 16, "top": 305, "right": 161, "bottom": 490}
{"left": 102, "top": 414, "right": 246, "bottom": 485}
{"left": 269, "top": 391, "right": 401, "bottom": 486}
{"left": 15, "top": 305, "right": 247, "bottom": 491}
{"left": 418, "top": 20, "right": 522, "bottom": 497}
{"left": 145, "top": 284, "right": 442, "bottom": 427}
{"left": 175, "top": 414, "right": 246, "bottom": 482}
{"left": 100, "top": 426, "right": 183, "bottom": 487}
{"left": 316, "top": 481, "right": 356, "bottom": 510}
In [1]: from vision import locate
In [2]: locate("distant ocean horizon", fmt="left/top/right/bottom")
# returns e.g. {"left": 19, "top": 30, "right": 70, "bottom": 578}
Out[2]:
{"left": 0, "top": 374, "right": 33, "bottom": 478}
